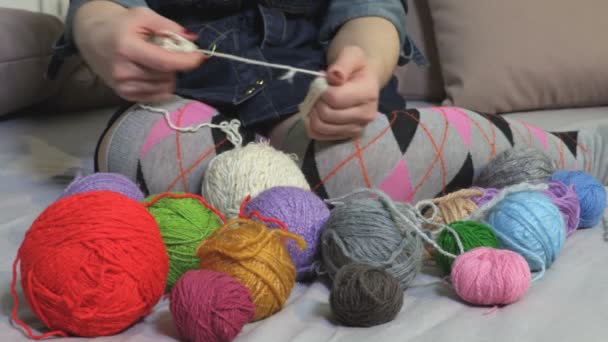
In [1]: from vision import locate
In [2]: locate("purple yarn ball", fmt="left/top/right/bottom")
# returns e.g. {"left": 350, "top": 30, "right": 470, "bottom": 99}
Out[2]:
{"left": 541, "top": 181, "right": 581, "bottom": 237}
{"left": 470, "top": 187, "right": 500, "bottom": 207}
{"left": 473, "top": 182, "right": 581, "bottom": 238}
{"left": 243, "top": 186, "right": 330, "bottom": 280}
{"left": 60, "top": 172, "right": 145, "bottom": 201}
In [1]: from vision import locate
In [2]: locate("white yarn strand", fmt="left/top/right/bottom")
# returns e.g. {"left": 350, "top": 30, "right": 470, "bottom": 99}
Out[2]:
{"left": 144, "top": 30, "right": 330, "bottom": 140}
{"left": 153, "top": 31, "right": 326, "bottom": 80}
{"left": 138, "top": 104, "right": 244, "bottom": 148}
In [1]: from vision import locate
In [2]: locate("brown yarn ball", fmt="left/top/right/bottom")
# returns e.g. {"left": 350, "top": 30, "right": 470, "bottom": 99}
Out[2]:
{"left": 329, "top": 263, "right": 404, "bottom": 327}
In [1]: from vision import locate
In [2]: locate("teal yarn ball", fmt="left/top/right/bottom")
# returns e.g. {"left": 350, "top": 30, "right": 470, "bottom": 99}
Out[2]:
{"left": 550, "top": 170, "right": 606, "bottom": 228}
{"left": 484, "top": 191, "right": 565, "bottom": 272}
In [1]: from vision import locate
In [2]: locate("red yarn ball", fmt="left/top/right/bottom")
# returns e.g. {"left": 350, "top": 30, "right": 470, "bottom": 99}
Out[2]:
{"left": 17, "top": 191, "right": 168, "bottom": 337}
{"left": 170, "top": 270, "right": 255, "bottom": 342}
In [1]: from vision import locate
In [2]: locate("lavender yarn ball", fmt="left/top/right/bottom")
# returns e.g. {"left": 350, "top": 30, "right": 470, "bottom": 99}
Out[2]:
{"left": 541, "top": 181, "right": 580, "bottom": 237}
{"left": 60, "top": 172, "right": 144, "bottom": 201}
{"left": 243, "top": 186, "right": 330, "bottom": 280}
{"left": 470, "top": 187, "right": 500, "bottom": 207}
{"left": 550, "top": 170, "right": 606, "bottom": 228}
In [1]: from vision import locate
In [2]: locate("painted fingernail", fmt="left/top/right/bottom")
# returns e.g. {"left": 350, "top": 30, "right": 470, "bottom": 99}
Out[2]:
{"left": 183, "top": 28, "right": 197, "bottom": 36}
{"left": 329, "top": 70, "right": 345, "bottom": 85}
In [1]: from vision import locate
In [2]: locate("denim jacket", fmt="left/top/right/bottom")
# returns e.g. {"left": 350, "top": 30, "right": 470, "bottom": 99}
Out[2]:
{"left": 52, "top": 0, "right": 427, "bottom": 127}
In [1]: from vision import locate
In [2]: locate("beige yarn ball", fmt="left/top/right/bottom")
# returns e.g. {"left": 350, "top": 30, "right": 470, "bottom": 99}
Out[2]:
{"left": 202, "top": 142, "right": 311, "bottom": 219}
{"left": 422, "top": 189, "right": 483, "bottom": 261}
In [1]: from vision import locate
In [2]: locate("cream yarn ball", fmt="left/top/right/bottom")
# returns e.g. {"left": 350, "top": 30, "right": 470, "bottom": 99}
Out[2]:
{"left": 202, "top": 142, "right": 311, "bottom": 219}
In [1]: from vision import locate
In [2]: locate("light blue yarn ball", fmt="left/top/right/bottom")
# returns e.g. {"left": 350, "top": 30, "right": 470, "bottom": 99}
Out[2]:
{"left": 550, "top": 170, "right": 606, "bottom": 228}
{"left": 484, "top": 191, "right": 565, "bottom": 272}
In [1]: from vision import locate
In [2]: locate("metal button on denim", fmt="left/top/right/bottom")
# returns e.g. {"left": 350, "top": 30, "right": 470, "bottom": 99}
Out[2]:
{"left": 51, "top": 0, "right": 424, "bottom": 127}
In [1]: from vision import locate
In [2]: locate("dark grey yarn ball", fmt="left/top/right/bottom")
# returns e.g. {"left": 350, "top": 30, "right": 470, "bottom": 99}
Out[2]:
{"left": 475, "top": 146, "right": 555, "bottom": 189}
{"left": 329, "top": 263, "right": 404, "bottom": 327}
{"left": 321, "top": 198, "right": 424, "bottom": 290}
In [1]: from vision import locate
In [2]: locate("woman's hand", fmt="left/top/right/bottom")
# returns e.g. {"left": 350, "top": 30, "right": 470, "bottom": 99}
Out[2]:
{"left": 74, "top": 2, "right": 205, "bottom": 103}
{"left": 305, "top": 46, "right": 380, "bottom": 141}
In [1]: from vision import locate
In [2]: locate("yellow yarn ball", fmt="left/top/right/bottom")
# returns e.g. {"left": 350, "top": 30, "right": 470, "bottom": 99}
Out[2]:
{"left": 196, "top": 218, "right": 306, "bottom": 321}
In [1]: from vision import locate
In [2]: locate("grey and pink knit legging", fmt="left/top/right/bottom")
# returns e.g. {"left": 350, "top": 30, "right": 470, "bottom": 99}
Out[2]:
{"left": 96, "top": 96, "right": 607, "bottom": 202}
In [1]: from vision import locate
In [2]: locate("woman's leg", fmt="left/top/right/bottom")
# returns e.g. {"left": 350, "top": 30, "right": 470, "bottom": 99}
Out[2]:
{"left": 98, "top": 101, "right": 607, "bottom": 202}
{"left": 275, "top": 107, "right": 607, "bottom": 202}
{"left": 96, "top": 96, "right": 256, "bottom": 195}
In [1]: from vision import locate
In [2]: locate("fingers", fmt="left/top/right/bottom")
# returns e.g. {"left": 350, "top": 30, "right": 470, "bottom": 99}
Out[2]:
{"left": 314, "top": 101, "right": 376, "bottom": 126}
{"left": 327, "top": 46, "right": 366, "bottom": 86}
{"left": 305, "top": 107, "right": 366, "bottom": 141}
{"left": 134, "top": 7, "right": 198, "bottom": 41}
{"left": 306, "top": 48, "right": 378, "bottom": 140}
{"left": 321, "top": 78, "right": 379, "bottom": 110}
{"left": 180, "top": 30, "right": 199, "bottom": 41}
{"left": 133, "top": 7, "right": 186, "bottom": 36}
{"left": 117, "top": 79, "right": 175, "bottom": 96}
{"left": 116, "top": 9, "right": 206, "bottom": 72}
{"left": 116, "top": 78, "right": 176, "bottom": 102}
{"left": 111, "top": 62, "right": 174, "bottom": 82}
{"left": 121, "top": 37, "right": 206, "bottom": 72}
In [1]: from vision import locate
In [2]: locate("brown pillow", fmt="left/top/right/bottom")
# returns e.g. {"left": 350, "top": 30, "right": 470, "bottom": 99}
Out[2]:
{"left": 0, "top": 8, "right": 63, "bottom": 116}
{"left": 427, "top": 0, "right": 608, "bottom": 113}
{"left": 41, "top": 55, "right": 122, "bottom": 113}
{"left": 0, "top": 8, "right": 119, "bottom": 117}
{"left": 396, "top": 0, "right": 445, "bottom": 102}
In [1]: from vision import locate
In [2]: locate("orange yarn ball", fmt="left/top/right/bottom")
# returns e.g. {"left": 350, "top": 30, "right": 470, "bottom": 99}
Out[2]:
{"left": 197, "top": 218, "right": 306, "bottom": 321}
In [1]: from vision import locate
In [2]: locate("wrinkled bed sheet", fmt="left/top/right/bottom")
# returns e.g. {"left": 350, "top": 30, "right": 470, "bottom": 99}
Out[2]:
{"left": 1, "top": 105, "right": 607, "bottom": 342}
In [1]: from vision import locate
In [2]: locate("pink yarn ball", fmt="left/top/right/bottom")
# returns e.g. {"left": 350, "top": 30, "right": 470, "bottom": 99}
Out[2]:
{"left": 170, "top": 270, "right": 255, "bottom": 342}
{"left": 451, "top": 247, "right": 531, "bottom": 306}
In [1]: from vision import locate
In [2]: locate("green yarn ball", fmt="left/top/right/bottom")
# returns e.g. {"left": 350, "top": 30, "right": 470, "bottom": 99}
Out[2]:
{"left": 145, "top": 193, "right": 223, "bottom": 292}
{"left": 434, "top": 221, "right": 499, "bottom": 274}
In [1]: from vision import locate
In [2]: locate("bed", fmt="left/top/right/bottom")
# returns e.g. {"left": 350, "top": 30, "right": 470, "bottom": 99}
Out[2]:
{"left": 1, "top": 104, "right": 607, "bottom": 342}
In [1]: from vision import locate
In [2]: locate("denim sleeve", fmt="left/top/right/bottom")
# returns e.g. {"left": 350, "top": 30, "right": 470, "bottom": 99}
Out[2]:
{"left": 48, "top": 0, "right": 148, "bottom": 79}
{"left": 319, "top": 0, "right": 427, "bottom": 66}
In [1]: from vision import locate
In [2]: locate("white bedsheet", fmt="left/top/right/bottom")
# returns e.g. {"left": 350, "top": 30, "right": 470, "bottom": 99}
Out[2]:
{"left": 1, "top": 106, "right": 607, "bottom": 342}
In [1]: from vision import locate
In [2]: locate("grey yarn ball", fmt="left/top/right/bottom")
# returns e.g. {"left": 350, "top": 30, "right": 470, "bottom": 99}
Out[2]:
{"left": 329, "top": 263, "right": 404, "bottom": 327}
{"left": 321, "top": 198, "right": 424, "bottom": 290}
{"left": 475, "top": 147, "right": 555, "bottom": 189}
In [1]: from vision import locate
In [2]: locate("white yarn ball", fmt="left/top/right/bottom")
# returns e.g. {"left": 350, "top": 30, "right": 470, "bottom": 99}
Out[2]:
{"left": 202, "top": 142, "right": 311, "bottom": 219}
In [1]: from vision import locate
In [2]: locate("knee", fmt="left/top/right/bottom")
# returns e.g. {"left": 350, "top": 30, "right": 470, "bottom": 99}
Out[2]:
{"left": 96, "top": 105, "right": 135, "bottom": 173}
{"left": 95, "top": 96, "right": 238, "bottom": 176}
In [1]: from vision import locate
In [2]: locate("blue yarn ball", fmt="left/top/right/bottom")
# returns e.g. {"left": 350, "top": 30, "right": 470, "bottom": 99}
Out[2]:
{"left": 550, "top": 170, "right": 606, "bottom": 228}
{"left": 484, "top": 191, "right": 565, "bottom": 272}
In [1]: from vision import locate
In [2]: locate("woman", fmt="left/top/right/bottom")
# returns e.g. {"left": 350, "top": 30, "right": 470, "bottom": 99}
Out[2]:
{"left": 51, "top": 0, "right": 607, "bottom": 201}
